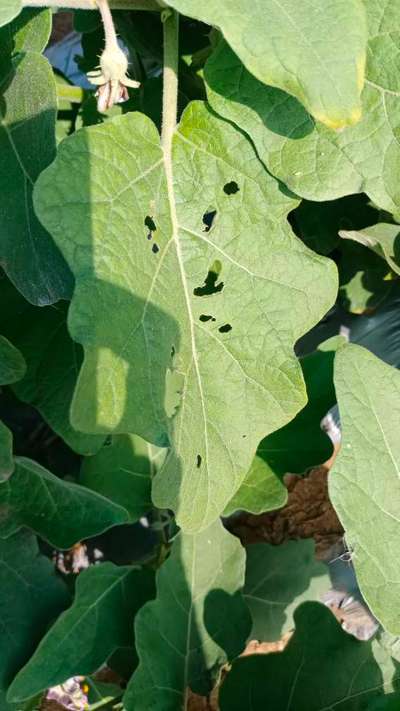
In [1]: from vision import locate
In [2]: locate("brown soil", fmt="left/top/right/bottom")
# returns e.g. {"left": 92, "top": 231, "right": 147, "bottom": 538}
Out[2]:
{"left": 229, "top": 455, "right": 343, "bottom": 559}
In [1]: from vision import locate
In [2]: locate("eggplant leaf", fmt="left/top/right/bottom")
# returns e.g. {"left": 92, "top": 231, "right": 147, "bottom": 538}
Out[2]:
{"left": 34, "top": 102, "right": 337, "bottom": 532}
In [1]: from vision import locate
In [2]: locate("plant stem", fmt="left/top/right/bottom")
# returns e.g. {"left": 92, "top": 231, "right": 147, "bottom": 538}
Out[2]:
{"left": 22, "top": 0, "right": 163, "bottom": 10}
{"left": 161, "top": 8, "right": 179, "bottom": 153}
{"left": 96, "top": 0, "right": 118, "bottom": 47}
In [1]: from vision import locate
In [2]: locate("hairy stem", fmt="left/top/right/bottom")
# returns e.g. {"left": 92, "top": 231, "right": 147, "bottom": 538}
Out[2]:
{"left": 96, "top": 0, "right": 118, "bottom": 47}
{"left": 22, "top": 0, "right": 163, "bottom": 10}
{"left": 161, "top": 8, "right": 179, "bottom": 153}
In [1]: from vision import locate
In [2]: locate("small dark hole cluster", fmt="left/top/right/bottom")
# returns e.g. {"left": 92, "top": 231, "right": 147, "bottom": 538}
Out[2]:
{"left": 223, "top": 181, "right": 239, "bottom": 195}
{"left": 193, "top": 263, "right": 224, "bottom": 297}
{"left": 145, "top": 215, "right": 159, "bottom": 254}
{"left": 202, "top": 210, "right": 217, "bottom": 232}
{"left": 218, "top": 323, "right": 232, "bottom": 333}
{"left": 199, "top": 314, "right": 216, "bottom": 323}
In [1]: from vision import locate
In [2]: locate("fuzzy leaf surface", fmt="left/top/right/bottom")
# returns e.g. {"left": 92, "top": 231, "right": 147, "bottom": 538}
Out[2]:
{"left": 225, "top": 337, "right": 340, "bottom": 515}
{"left": 168, "top": 0, "right": 367, "bottom": 127}
{"left": 224, "top": 454, "right": 287, "bottom": 516}
{"left": 124, "top": 519, "right": 250, "bottom": 709}
{"left": 0, "top": 457, "right": 129, "bottom": 548}
{"left": 330, "top": 344, "right": 400, "bottom": 634}
{"left": 8, "top": 563, "right": 155, "bottom": 702}
{"left": 251, "top": 336, "right": 340, "bottom": 474}
{"left": 0, "top": 8, "right": 51, "bottom": 60}
{"left": 205, "top": 35, "right": 400, "bottom": 216}
{"left": 219, "top": 602, "right": 400, "bottom": 710}
{"left": 0, "top": 277, "right": 103, "bottom": 455}
{"left": 0, "top": 53, "right": 72, "bottom": 304}
{"left": 0, "top": 335, "right": 25, "bottom": 385}
{"left": 244, "top": 540, "right": 329, "bottom": 641}
{"left": 340, "top": 224, "right": 400, "bottom": 276}
{"left": 0, "top": 1, "right": 21, "bottom": 28}
{"left": 0, "top": 330, "right": 25, "bottom": 481}
{"left": 0, "top": 531, "right": 69, "bottom": 709}
{"left": 34, "top": 103, "right": 337, "bottom": 532}
{"left": 0, "top": 421, "right": 13, "bottom": 481}
{"left": 291, "top": 194, "right": 380, "bottom": 256}
{"left": 337, "top": 240, "right": 393, "bottom": 314}
{"left": 80, "top": 434, "right": 164, "bottom": 522}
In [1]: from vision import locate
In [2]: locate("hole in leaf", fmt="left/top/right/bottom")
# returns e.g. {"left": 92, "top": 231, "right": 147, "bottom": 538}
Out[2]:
{"left": 223, "top": 181, "right": 239, "bottom": 195}
{"left": 202, "top": 209, "right": 217, "bottom": 232}
{"left": 199, "top": 314, "right": 216, "bottom": 322}
{"left": 218, "top": 323, "right": 232, "bottom": 333}
{"left": 145, "top": 215, "right": 156, "bottom": 240}
{"left": 196, "top": 454, "right": 202, "bottom": 468}
{"left": 194, "top": 260, "right": 224, "bottom": 297}
{"left": 152, "top": 243, "right": 160, "bottom": 254}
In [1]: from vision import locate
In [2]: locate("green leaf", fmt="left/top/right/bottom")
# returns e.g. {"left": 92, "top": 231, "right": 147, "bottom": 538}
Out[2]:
{"left": 338, "top": 240, "right": 394, "bottom": 314}
{"left": 366, "top": 0, "right": 400, "bottom": 94}
{"left": 205, "top": 39, "right": 400, "bottom": 217}
{"left": 86, "top": 677, "right": 122, "bottom": 708}
{"left": 0, "top": 456, "right": 130, "bottom": 548}
{"left": 80, "top": 434, "right": 164, "bottom": 523}
{"left": 124, "top": 519, "right": 250, "bottom": 708}
{"left": 340, "top": 223, "right": 400, "bottom": 276}
{"left": 8, "top": 563, "right": 155, "bottom": 702}
{"left": 34, "top": 102, "right": 337, "bottom": 532}
{"left": 253, "top": 336, "right": 341, "bottom": 475}
{"left": 168, "top": 0, "right": 367, "bottom": 127}
{"left": 0, "top": 53, "right": 72, "bottom": 305}
{"left": 0, "top": 1, "right": 21, "bottom": 29}
{"left": 0, "top": 530, "right": 69, "bottom": 709}
{"left": 368, "top": 695, "right": 400, "bottom": 711}
{"left": 224, "top": 454, "right": 287, "bottom": 516}
{"left": 0, "top": 277, "right": 104, "bottom": 455}
{"left": 0, "top": 8, "right": 51, "bottom": 62}
{"left": 244, "top": 540, "right": 329, "bottom": 642}
{"left": 330, "top": 344, "right": 400, "bottom": 634}
{"left": 291, "top": 194, "right": 380, "bottom": 256}
{"left": 0, "top": 331, "right": 25, "bottom": 482}
{"left": 225, "top": 336, "right": 341, "bottom": 516}
{"left": 0, "top": 420, "right": 13, "bottom": 481}
{"left": 0, "top": 334, "right": 25, "bottom": 385}
{"left": 219, "top": 602, "right": 400, "bottom": 710}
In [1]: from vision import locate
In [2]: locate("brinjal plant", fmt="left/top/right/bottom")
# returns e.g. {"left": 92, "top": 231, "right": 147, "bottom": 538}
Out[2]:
{"left": 1, "top": 0, "right": 400, "bottom": 709}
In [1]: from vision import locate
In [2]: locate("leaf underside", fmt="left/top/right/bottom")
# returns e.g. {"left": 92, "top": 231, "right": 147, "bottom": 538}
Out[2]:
{"left": 34, "top": 102, "right": 337, "bottom": 532}
{"left": 330, "top": 344, "right": 400, "bottom": 635}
